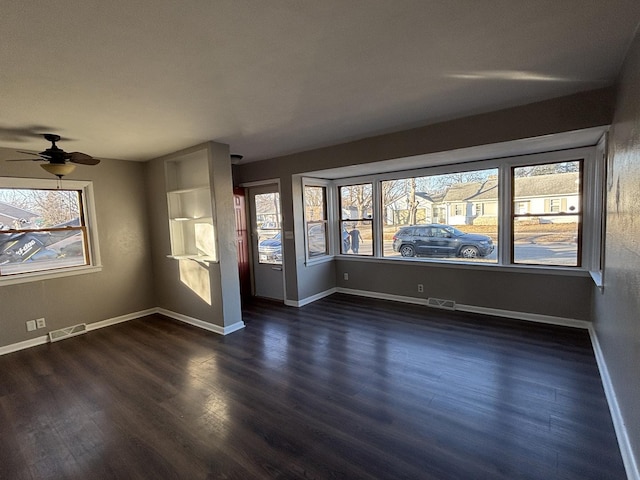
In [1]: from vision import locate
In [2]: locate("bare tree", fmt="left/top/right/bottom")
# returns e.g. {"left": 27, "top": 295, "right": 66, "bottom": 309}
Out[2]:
{"left": 340, "top": 184, "right": 372, "bottom": 219}
{"left": 407, "top": 178, "right": 418, "bottom": 225}
{"left": 381, "top": 179, "right": 406, "bottom": 224}
{"left": 514, "top": 161, "right": 579, "bottom": 177}
{"left": 0, "top": 188, "right": 79, "bottom": 228}
{"left": 304, "top": 186, "right": 325, "bottom": 221}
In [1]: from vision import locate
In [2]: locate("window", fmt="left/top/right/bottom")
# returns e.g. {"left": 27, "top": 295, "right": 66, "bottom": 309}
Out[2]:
{"left": 512, "top": 160, "right": 582, "bottom": 266}
{"left": 302, "top": 145, "right": 600, "bottom": 275}
{"left": 0, "top": 178, "right": 100, "bottom": 281}
{"left": 304, "top": 185, "right": 328, "bottom": 259}
{"left": 516, "top": 201, "right": 529, "bottom": 214}
{"left": 339, "top": 183, "right": 372, "bottom": 255}
{"left": 473, "top": 203, "right": 485, "bottom": 216}
{"left": 382, "top": 168, "right": 498, "bottom": 262}
{"left": 548, "top": 199, "right": 562, "bottom": 213}
{"left": 255, "top": 192, "right": 282, "bottom": 265}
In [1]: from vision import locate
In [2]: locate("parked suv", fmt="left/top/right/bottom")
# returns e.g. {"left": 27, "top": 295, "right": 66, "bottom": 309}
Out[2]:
{"left": 392, "top": 224, "right": 494, "bottom": 259}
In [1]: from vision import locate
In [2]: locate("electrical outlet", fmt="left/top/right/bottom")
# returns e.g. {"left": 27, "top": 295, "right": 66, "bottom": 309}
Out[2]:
{"left": 36, "top": 318, "right": 46, "bottom": 329}
{"left": 26, "top": 320, "right": 37, "bottom": 332}
{"left": 417, "top": 284, "right": 424, "bottom": 293}
{"left": 343, "top": 273, "right": 349, "bottom": 280}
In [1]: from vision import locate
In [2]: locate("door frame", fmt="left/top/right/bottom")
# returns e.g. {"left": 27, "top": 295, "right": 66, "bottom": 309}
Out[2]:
{"left": 240, "top": 179, "right": 286, "bottom": 302}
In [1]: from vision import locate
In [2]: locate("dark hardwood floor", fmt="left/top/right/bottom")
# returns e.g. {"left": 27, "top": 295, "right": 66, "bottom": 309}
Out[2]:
{"left": 0, "top": 294, "right": 626, "bottom": 479}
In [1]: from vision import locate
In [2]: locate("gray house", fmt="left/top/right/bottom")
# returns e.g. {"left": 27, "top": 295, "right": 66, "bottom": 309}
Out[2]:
{"left": 390, "top": 172, "right": 579, "bottom": 227}
{"left": 0, "top": 201, "right": 37, "bottom": 230}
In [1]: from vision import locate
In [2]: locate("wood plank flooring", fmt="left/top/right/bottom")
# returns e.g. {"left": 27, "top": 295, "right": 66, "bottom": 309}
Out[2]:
{"left": 0, "top": 294, "right": 626, "bottom": 479}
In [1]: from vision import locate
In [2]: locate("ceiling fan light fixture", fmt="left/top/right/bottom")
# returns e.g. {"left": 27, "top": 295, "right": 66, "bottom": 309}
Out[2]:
{"left": 41, "top": 163, "right": 76, "bottom": 178}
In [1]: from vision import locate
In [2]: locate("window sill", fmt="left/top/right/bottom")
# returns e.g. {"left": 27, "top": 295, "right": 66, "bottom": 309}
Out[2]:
{"left": 0, "top": 265, "right": 103, "bottom": 286}
{"left": 336, "top": 254, "right": 591, "bottom": 277}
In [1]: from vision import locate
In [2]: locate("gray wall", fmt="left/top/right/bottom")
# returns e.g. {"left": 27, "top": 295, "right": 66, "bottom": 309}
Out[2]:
{"left": 593, "top": 30, "right": 640, "bottom": 472}
{"left": 235, "top": 89, "right": 612, "bottom": 320}
{"left": 146, "top": 142, "right": 242, "bottom": 328}
{"left": 335, "top": 260, "right": 593, "bottom": 320}
{"left": 0, "top": 151, "right": 155, "bottom": 348}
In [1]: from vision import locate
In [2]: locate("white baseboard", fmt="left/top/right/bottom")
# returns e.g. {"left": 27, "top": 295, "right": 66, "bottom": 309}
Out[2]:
{"left": 335, "top": 287, "right": 589, "bottom": 328}
{"left": 0, "top": 307, "right": 245, "bottom": 356}
{"left": 285, "top": 287, "right": 337, "bottom": 307}
{"left": 0, "top": 335, "right": 48, "bottom": 356}
{"left": 589, "top": 326, "right": 639, "bottom": 480}
{"left": 86, "top": 308, "right": 158, "bottom": 331}
{"left": 156, "top": 308, "right": 245, "bottom": 336}
{"left": 336, "top": 287, "right": 431, "bottom": 307}
{"left": 457, "top": 304, "right": 590, "bottom": 329}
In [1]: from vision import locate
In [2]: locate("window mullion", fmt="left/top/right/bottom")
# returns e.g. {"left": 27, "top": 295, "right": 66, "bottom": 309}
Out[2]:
{"left": 499, "top": 165, "right": 512, "bottom": 266}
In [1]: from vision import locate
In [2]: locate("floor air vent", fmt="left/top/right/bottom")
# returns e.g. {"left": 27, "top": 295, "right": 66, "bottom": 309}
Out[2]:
{"left": 49, "top": 323, "right": 87, "bottom": 342}
{"left": 427, "top": 298, "right": 456, "bottom": 310}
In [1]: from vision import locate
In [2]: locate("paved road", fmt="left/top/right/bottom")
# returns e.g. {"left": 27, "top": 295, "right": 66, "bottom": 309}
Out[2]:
{"left": 349, "top": 241, "right": 578, "bottom": 265}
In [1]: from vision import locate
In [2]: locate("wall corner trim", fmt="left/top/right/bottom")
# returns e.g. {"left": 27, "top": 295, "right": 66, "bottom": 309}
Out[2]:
{"left": 589, "top": 326, "right": 640, "bottom": 480}
{"left": 156, "top": 308, "right": 245, "bottom": 335}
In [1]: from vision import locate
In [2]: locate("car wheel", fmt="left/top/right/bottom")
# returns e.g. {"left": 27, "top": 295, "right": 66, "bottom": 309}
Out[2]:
{"left": 460, "top": 246, "right": 479, "bottom": 258}
{"left": 399, "top": 245, "right": 415, "bottom": 257}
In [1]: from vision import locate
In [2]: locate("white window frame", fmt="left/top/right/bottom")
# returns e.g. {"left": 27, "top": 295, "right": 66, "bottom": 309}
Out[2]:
{"left": 0, "top": 177, "right": 102, "bottom": 286}
{"left": 324, "top": 145, "right": 603, "bottom": 278}
{"left": 336, "top": 181, "right": 375, "bottom": 257}
{"left": 302, "top": 178, "right": 333, "bottom": 265}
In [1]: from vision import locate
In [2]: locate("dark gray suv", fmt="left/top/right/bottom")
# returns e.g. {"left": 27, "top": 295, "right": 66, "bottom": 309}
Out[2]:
{"left": 392, "top": 224, "right": 494, "bottom": 259}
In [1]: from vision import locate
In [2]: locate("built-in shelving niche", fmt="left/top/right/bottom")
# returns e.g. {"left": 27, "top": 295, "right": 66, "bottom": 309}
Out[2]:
{"left": 165, "top": 150, "right": 217, "bottom": 262}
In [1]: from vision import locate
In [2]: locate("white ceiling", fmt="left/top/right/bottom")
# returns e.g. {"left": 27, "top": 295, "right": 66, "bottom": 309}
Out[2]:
{"left": 1, "top": 1, "right": 639, "bottom": 164}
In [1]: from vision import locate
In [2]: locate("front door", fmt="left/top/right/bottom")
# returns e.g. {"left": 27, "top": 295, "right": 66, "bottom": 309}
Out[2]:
{"left": 248, "top": 184, "right": 284, "bottom": 301}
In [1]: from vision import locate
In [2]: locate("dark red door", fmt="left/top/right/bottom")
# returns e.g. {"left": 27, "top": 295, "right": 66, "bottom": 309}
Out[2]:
{"left": 233, "top": 188, "right": 251, "bottom": 303}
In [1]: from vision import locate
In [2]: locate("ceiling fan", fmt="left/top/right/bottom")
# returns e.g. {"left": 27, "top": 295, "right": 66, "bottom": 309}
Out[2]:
{"left": 7, "top": 133, "right": 100, "bottom": 178}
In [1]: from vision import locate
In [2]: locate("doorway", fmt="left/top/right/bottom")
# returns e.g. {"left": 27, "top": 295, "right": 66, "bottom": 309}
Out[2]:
{"left": 248, "top": 183, "right": 284, "bottom": 301}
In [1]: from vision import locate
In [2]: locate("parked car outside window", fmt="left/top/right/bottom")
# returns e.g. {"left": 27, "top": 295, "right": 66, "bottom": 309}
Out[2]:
{"left": 258, "top": 232, "right": 282, "bottom": 263}
{"left": 392, "top": 224, "right": 494, "bottom": 259}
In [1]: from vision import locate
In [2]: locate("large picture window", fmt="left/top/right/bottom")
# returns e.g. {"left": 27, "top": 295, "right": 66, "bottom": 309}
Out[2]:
{"left": 0, "top": 178, "right": 99, "bottom": 281}
{"left": 381, "top": 168, "right": 498, "bottom": 262}
{"left": 316, "top": 146, "right": 601, "bottom": 274}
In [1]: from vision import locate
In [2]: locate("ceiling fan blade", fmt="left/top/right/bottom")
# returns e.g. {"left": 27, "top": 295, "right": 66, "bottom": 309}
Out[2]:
{"left": 16, "top": 150, "right": 41, "bottom": 156}
{"left": 68, "top": 152, "right": 100, "bottom": 165}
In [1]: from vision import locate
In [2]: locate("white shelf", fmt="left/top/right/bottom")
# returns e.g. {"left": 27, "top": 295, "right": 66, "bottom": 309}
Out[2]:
{"left": 167, "top": 186, "right": 209, "bottom": 195}
{"left": 166, "top": 254, "right": 217, "bottom": 262}
{"left": 170, "top": 216, "right": 213, "bottom": 221}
